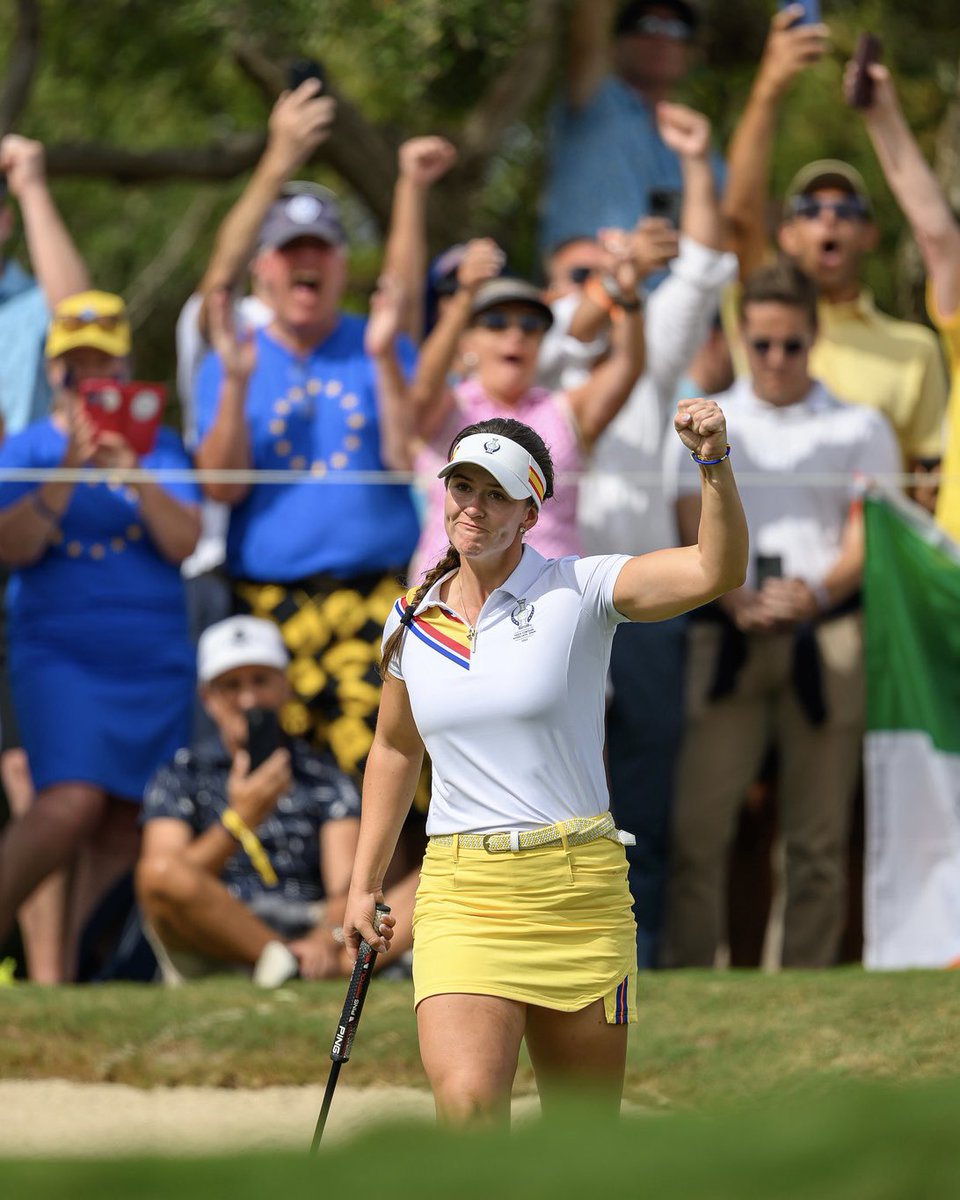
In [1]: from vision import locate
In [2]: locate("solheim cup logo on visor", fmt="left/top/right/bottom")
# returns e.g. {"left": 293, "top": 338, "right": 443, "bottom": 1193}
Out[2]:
{"left": 483, "top": 438, "right": 501, "bottom": 453}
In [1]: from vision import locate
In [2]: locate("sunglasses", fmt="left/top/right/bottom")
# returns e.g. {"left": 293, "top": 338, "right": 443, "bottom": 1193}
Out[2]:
{"left": 633, "top": 15, "right": 693, "bottom": 41}
{"left": 567, "top": 266, "right": 594, "bottom": 285}
{"left": 54, "top": 313, "right": 126, "bottom": 333}
{"left": 748, "top": 337, "right": 808, "bottom": 358}
{"left": 791, "top": 197, "right": 869, "bottom": 222}
{"left": 474, "top": 310, "right": 550, "bottom": 335}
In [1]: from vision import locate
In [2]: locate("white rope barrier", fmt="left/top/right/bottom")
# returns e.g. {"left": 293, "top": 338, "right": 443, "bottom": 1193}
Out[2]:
{"left": 0, "top": 466, "right": 938, "bottom": 488}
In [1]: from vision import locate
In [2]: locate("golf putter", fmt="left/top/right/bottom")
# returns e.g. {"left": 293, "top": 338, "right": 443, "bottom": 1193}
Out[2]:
{"left": 310, "top": 903, "right": 390, "bottom": 1153}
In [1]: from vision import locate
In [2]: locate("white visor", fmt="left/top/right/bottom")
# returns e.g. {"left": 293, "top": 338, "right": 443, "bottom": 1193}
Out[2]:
{"left": 437, "top": 432, "right": 547, "bottom": 509}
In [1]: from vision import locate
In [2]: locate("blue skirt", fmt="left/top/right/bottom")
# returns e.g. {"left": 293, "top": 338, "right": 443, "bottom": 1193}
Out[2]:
{"left": 9, "top": 609, "right": 195, "bottom": 801}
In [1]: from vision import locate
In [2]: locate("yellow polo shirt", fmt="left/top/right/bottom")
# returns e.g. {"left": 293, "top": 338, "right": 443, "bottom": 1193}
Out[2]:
{"left": 930, "top": 284, "right": 960, "bottom": 542}
{"left": 726, "top": 286, "right": 947, "bottom": 463}
{"left": 811, "top": 291, "right": 946, "bottom": 462}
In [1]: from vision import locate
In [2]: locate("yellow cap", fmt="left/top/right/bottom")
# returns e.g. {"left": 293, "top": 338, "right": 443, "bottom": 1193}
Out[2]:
{"left": 45, "top": 290, "right": 132, "bottom": 360}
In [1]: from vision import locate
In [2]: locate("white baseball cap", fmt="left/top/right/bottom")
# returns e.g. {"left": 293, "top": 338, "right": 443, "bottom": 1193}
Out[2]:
{"left": 197, "top": 616, "right": 289, "bottom": 684}
{"left": 437, "top": 431, "right": 547, "bottom": 509}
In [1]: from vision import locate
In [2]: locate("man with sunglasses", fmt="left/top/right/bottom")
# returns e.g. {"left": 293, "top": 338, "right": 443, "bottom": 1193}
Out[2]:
{"left": 541, "top": 0, "right": 725, "bottom": 257}
{"left": 662, "top": 260, "right": 900, "bottom": 970}
{"left": 723, "top": 6, "right": 947, "bottom": 478}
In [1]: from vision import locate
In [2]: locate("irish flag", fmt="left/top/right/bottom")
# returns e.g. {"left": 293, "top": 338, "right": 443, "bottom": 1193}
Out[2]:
{"left": 864, "top": 491, "right": 960, "bottom": 969}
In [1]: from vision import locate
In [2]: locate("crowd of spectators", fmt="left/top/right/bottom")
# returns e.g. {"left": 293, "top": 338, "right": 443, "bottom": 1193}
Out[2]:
{"left": 0, "top": 1, "right": 956, "bottom": 983}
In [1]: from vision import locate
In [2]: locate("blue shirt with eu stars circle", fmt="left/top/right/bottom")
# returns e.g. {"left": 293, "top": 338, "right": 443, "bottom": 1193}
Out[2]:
{"left": 195, "top": 315, "right": 420, "bottom": 582}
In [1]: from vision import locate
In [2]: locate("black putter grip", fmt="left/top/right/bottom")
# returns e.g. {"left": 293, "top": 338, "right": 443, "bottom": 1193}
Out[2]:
{"left": 328, "top": 903, "right": 390, "bottom": 1064}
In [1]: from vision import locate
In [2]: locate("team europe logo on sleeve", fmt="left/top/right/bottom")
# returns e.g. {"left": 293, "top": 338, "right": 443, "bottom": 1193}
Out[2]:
{"left": 511, "top": 598, "right": 536, "bottom": 643}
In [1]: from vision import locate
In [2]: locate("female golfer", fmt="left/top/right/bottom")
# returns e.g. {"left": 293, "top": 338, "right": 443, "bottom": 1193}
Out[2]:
{"left": 343, "top": 402, "right": 747, "bottom": 1123}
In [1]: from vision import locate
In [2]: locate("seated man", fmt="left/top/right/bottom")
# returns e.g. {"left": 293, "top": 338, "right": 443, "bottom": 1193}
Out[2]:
{"left": 137, "top": 616, "right": 414, "bottom": 987}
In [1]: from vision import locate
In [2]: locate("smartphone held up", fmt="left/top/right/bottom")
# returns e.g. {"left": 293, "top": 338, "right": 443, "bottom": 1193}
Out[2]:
{"left": 779, "top": 0, "right": 821, "bottom": 25}
{"left": 78, "top": 379, "right": 166, "bottom": 457}
{"left": 288, "top": 57, "right": 327, "bottom": 93}
{"left": 245, "top": 706, "right": 286, "bottom": 771}
{"left": 846, "top": 33, "right": 883, "bottom": 109}
{"left": 648, "top": 187, "right": 682, "bottom": 227}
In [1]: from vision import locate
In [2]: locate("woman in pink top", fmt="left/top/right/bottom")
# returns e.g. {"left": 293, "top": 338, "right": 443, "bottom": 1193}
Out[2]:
{"left": 405, "top": 244, "right": 644, "bottom": 584}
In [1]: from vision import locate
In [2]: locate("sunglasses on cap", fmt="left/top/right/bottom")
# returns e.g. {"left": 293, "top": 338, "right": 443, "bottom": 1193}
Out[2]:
{"left": 633, "top": 14, "right": 693, "bottom": 40}
{"left": 474, "top": 310, "right": 550, "bottom": 335}
{"left": 791, "top": 196, "right": 869, "bottom": 222}
{"left": 54, "top": 312, "right": 126, "bottom": 333}
{"left": 748, "top": 337, "right": 808, "bottom": 358}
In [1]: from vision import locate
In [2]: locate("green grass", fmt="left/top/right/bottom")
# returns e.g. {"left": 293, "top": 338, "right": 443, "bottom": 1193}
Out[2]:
{"left": 2, "top": 968, "right": 960, "bottom": 1108}
{"left": 2, "top": 1080, "right": 960, "bottom": 1199}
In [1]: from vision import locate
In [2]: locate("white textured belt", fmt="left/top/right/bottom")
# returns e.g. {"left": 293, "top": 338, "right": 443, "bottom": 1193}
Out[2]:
{"left": 429, "top": 812, "right": 636, "bottom": 854}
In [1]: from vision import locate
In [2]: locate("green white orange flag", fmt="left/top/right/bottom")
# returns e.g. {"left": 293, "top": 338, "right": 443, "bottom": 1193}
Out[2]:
{"left": 864, "top": 491, "right": 960, "bottom": 969}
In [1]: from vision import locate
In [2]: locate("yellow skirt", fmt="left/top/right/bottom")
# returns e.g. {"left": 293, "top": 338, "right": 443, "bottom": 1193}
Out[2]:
{"left": 412, "top": 832, "right": 638, "bottom": 1023}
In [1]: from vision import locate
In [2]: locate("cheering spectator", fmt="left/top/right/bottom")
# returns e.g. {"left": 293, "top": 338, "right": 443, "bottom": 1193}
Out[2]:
{"left": 175, "top": 81, "right": 338, "bottom": 741}
{"left": 723, "top": 7, "right": 947, "bottom": 470}
{"left": 193, "top": 182, "right": 420, "bottom": 788}
{"left": 0, "top": 291, "right": 201, "bottom": 981}
{"left": 849, "top": 59, "right": 960, "bottom": 532}
{"left": 541, "top": 0, "right": 723, "bottom": 256}
{"left": 397, "top": 246, "right": 644, "bottom": 585}
{"left": 138, "top": 616, "right": 415, "bottom": 986}
{"left": 662, "top": 262, "right": 900, "bottom": 969}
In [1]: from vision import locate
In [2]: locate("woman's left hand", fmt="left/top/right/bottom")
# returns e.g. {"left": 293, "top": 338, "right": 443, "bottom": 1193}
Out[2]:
{"left": 675, "top": 397, "right": 728, "bottom": 462}
{"left": 342, "top": 887, "right": 395, "bottom": 960}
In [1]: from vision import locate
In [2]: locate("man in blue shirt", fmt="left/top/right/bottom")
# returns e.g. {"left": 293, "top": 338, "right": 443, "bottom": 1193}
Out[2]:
{"left": 194, "top": 187, "right": 420, "bottom": 786}
{"left": 541, "top": 0, "right": 723, "bottom": 257}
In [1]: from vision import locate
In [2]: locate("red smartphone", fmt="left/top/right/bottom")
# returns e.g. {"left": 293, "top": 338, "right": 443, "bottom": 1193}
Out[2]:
{"left": 847, "top": 33, "right": 883, "bottom": 109}
{"left": 79, "top": 379, "right": 166, "bottom": 456}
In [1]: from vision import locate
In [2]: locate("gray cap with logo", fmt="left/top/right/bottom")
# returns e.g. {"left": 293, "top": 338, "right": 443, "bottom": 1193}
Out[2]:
{"left": 257, "top": 184, "right": 347, "bottom": 250}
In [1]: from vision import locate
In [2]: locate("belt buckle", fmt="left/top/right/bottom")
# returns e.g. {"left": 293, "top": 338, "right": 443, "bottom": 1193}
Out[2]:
{"left": 482, "top": 832, "right": 521, "bottom": 853}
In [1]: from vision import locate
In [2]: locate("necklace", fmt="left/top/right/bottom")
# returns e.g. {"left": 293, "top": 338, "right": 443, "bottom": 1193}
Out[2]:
{"left": 456, "top": 574, "right": 478, "bottom": 643}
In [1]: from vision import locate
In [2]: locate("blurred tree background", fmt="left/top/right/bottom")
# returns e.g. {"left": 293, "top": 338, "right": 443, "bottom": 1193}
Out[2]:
{"left": 1, "top": 0, "right": 959, "bottom": 395}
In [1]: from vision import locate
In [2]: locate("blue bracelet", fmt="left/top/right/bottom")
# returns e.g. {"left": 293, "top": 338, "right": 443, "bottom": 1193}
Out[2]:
{"left": 690, "top": 444, "right": 731, "bottom": 467}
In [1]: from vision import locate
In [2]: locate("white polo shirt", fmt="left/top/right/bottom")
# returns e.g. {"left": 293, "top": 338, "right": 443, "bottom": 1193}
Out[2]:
{"left": 383, "top": 546, "right": 630, "bottom": 835}
{"left": 666, "top": 377, "right": 901, "bottom": 588}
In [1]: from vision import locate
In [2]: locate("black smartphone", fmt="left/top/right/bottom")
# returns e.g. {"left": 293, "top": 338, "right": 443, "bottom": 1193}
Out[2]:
{"left": 246, "top": 706, "right": 284, "bottom": 770}
{"left": 648, "top": 187, "right": 682, "bottom": 227}
{"left": 288, "top": 57, "right": 327, "bottom": 93}
{"left": 756, "top": 554, "right": 784, "bottom": 586}
{"left": 846, "top": 33, "right": 883, "bottom": 109}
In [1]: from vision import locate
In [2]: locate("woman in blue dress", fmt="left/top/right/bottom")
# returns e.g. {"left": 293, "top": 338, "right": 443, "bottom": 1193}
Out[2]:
{"left": 0, "top": 290, "right": 201, "bottom": 979}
